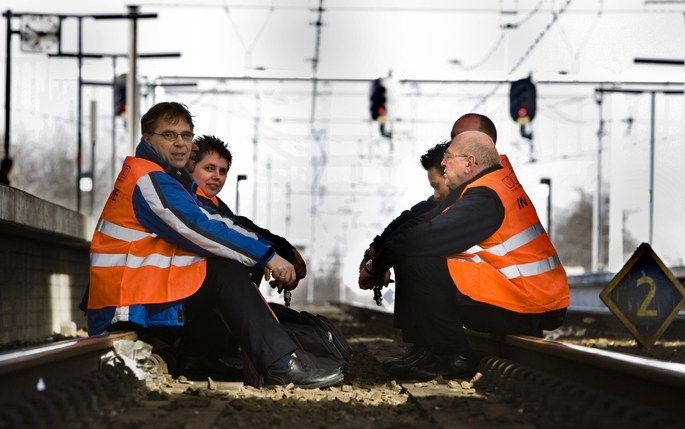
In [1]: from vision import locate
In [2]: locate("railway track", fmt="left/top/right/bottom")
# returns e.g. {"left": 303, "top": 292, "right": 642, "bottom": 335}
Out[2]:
{"left": 0, "top": 331, "right": 138, "bottom": 403}
{"left": 346, "top": 305, "right": 685, "bottom": 426}
{"left": 1, "top": 306, "right": 683, "bottom": 428}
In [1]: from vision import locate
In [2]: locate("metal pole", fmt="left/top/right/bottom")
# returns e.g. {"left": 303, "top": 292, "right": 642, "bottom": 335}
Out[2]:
{"left": 111, "top": 56, "right": 117, "bottom": 183}
{"left": 76, "top": 17, "right": 83, "bottom": 212}
{"left": 252, "top": 94, "right": 260, "bottom": 221}
{"left": 4, "top": 10, "right": 11, "bottom": 161}
{"left": 236, "top": 174, "right": 247, "bottom": 215}
{"left": 309, "top": 0, "right": 324, "bottom": 124}
{"left": 592, "top": 89, "right": 604, "bottom": 272}
{"left": 540, "top": 178, "right": 552, "bottom": 240}
{"left": 127, "top": 5, "right": 139, "bottom": 154}
{"left": 90, "top": 100, "right": 97, "bottom": 216}
{"left": 648, "top": 91, "right": 656, "bottom": 244}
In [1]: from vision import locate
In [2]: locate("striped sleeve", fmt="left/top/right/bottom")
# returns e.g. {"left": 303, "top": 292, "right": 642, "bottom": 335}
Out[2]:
{"left": 132, "top": 171, "right": 275, "bottom": 268}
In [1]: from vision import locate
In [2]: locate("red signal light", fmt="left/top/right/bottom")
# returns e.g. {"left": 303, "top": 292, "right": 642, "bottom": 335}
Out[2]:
{"left": 517, "top": 106, "right": 528, "bottom": 118}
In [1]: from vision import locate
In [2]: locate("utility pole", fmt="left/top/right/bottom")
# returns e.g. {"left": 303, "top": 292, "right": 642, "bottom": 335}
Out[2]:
{"left": 76, "top": 17, "right": 83, "bottom": 212}
{"left": 252, "top": 93, "right": 261, "bottom": 222}
{"left": 3, "top": 10, "right": 13, "bottom": 162}
{"left": 308, "top": 0, "right": 325, "bottom": 303}
{"left": 309, "top": 0, "right": 324, "bottom": 124}
{"left": 89, "top": 100, "right": 97, "bottom": 216}
{"left": 592, "top": 88, "right": 604, "bottom": 272}
{"left": 127, "top": 5, "right": 139, "bottom": 154}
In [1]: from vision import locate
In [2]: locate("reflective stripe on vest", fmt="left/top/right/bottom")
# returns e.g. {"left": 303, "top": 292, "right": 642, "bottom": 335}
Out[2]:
{"left": 96, "top": 219, "right": 154, "bottom": 242}
{"left": 91, "top": 253, "right": 205, "bottom": 269}
{"left": 464, "top": 222, "right": 546, "bottom": 257}
{"left": 450, "top": 253, "right": 561, "bottom": 280}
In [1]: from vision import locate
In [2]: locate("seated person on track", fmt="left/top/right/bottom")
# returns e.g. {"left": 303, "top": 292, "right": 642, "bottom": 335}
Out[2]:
{"left": 190, "top": 134, "right": 306, "bottom": 292}
{"left": 86, "top": 101, "right": 341, "bottom": 389}
{"left": 360, "top": 125, "right": 569, "bottom": 382}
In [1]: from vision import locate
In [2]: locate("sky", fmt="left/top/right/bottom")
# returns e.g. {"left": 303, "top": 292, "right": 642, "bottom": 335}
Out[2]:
{"left": 1, "top": 0, "right": 684, "bottom": 306}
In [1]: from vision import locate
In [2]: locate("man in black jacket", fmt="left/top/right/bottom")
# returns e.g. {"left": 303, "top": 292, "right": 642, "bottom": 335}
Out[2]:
{"left": 358, "top": 113, "right": 498, "bottom": 323}
{"left": 360, "top": 117, "right": 566, "bottom": 382}
{"left": 358, "top": 113, "right": 501, "bottom": 379}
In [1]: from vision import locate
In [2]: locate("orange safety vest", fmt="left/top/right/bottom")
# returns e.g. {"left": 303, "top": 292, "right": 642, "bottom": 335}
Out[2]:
{"left": 446, "top": 155, "right": 569, "bottom": 313}
{"left": 88, "top": 157, "right": 207, "bottom": 309}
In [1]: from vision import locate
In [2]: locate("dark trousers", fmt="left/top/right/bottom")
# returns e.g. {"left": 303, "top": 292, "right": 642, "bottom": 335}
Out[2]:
{"left": 184, "top": 257, "right": 296, "bottom": 373}
{"left": 393, "top": 256, "right": 565, "bottom": 355}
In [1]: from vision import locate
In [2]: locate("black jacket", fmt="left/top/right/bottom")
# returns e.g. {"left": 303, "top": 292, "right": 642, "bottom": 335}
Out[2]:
{"left": 373, "top": 165, "right": 505, "bottom": 272}
{"left": 197, "top": 194, "right": 297, "bottom": 263}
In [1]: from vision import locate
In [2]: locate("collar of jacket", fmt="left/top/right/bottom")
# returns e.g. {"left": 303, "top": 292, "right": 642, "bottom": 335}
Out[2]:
{"left": 135, "top": 138, "right": 197, "bottom": 194}
{"left": 439, "top": 163, "right": 503, "bottom": 211}
{"left": 196, "top": 187, "right": 220, "bottom": 207}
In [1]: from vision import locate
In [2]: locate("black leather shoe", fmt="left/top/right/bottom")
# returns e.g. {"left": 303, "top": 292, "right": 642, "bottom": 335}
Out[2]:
{"left": 264, "top": 352, "right": 344, "bottom": 389}
{"left": 382, "top": 345, "right": 428, "bottom": 370}
{"left": 387, "top": 349, "right": 477, "bottom": 382}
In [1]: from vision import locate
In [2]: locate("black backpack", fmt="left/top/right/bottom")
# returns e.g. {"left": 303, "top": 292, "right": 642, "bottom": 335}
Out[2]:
{"left": 269, "top": 302, "right": 352, "bottom": 368}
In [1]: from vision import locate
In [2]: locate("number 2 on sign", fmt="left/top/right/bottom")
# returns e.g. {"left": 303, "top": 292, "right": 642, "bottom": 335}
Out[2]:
{"left": 636, "top": 271, "right": 658, "bottom": 317}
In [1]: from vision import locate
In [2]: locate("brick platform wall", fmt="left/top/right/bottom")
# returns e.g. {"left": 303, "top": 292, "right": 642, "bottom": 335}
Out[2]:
{"left": 0, "top": 186, "right": 89, "bottom": 344}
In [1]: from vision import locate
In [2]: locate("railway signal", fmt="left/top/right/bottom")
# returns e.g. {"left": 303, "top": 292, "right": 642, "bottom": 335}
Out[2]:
{"left": 369, "top": 78, "right": 392, "bottom": 139}
{"left": 509, "top": 77, "right": 536, "bottom": 140}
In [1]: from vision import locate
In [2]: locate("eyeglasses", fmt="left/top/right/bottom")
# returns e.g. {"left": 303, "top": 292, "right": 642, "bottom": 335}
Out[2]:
{"left": 151, "top": 131, "right": 195, "bottom": 142}
{"left": 443, "top": 152, "right": 470, "bottom": 161}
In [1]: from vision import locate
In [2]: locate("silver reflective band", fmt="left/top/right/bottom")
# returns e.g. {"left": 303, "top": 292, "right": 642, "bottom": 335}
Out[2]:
{"left": 97, "top": 219, "right": 152, "bottom": 242}
{"left": 91, "top": 253, "right": 204, "bottom": 268}
{"left": 462, "top": 222, "right": 546, "bottom": 257}
{"left": 497, "top": 254, "right": 561, "bottom": 280}
{"left": 449, "top": 254, "right": 484, "bottom": 264}
{"left": 112, "top": 306, "right": 130, "bottom": 323}
{"left": 449, "top": 253, "right": 560, "bottom": 280}
{"left": 482, "top": 222, "right": 546, "bottom": 257}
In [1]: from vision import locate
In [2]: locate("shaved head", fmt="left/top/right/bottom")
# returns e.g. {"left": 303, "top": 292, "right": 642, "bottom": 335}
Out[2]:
{"left": 441, "top": 130, "right": 499, "bottom": 189}
{"left": 450, "top": 113, "right": 497, "bottom": 142}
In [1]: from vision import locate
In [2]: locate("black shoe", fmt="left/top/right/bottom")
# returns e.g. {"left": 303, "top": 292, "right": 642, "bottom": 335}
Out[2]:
{"left": 387, "top": 348, "right": 477, "bottom": 382}
{"left": 264, "top": 352, "right": 344, "bottom": 389}
{"left": 381, "top": 345, "right": 428, "bottom": 370}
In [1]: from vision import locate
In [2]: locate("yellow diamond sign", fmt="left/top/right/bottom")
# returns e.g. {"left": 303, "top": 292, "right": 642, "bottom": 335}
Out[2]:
{"left": 600, "top": 243, "right": 685, "bottom": 348}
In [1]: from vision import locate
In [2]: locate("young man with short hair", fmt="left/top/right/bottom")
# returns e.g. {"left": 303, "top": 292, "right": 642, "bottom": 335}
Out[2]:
{"left": 87, "top": 102, "right": 341, "bottom": 388}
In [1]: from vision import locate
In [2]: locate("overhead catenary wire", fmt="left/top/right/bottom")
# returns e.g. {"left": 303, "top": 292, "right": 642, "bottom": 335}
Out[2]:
{"left": 471, "top": 0, "right": 575, "bottom": 111}
{"left": 135, "top": 2, "right": 683, "bottom": 14}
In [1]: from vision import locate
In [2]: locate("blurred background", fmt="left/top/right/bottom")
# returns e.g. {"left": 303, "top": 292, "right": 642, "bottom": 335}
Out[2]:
{"left": 1, "top": 0, "right": 683, "bottom": 308}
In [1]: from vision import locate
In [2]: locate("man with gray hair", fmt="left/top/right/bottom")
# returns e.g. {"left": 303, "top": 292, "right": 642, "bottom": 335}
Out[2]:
{"left": 361, "top": 127, "right": 569, "bottom": 381}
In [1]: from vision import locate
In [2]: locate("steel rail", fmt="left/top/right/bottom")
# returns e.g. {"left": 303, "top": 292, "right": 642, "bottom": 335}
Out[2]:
{"left": 343, "top": 304, "right": 685, "bottom": 417}
{"left": 0, "top": 331, "right": 137, "bottom": 404}
{"left": 466, "top": 330, "right": 685, "bottom": 417}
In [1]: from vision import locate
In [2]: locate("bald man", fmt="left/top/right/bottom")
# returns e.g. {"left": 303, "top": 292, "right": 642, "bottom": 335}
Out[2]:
{"left": 361, "top": 128, "right": 569, "bottom": 382}
{"left": 450, "top": 112, "right": 498, "bottom": 141}
{"left": 359, "top": 113, "right": 497, "bottom": 280}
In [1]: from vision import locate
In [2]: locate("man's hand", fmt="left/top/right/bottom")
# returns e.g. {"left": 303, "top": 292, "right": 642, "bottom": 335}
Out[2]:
{"left": 291, "top": 249, "right": 307, "bottom": 280}
{"left": 358, "top": 266, "right": 376, "bottom": 290}
{"left": 358, "top": 246, "right": 377, "bottom": 272}
{"left": 358, "top": 268, "right": 393, "bottom": 289}
{"left": 359, "top": 256, "right": 394, "bottom": 291}
{"left": 265, "top": 254, "right": 296, "bottom": 286}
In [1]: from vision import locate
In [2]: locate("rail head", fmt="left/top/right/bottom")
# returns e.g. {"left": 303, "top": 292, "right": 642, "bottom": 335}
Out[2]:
{"left": 0, "top": 331, "right": 137, "bottom": 376}
{"left": 502, "top": 334, "right": 685, "bottom": 389}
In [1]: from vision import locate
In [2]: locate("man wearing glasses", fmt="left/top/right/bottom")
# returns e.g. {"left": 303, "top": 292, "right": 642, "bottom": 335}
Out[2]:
{"left": 361, "top": 120, "right": 568, "bottom": 382}
{"left": 86, "top": 102, "right": 343, "bottom": 389}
